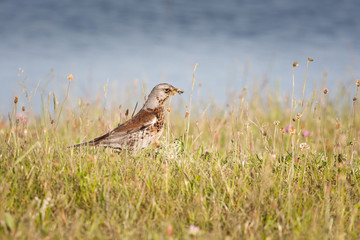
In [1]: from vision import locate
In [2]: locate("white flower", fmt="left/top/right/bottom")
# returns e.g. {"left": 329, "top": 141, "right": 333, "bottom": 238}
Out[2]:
{"left": 299, "top": 142, "right": 310, "bottom": 151}
{"left": 189, "top": 225, "right": 199, "bottom": 235}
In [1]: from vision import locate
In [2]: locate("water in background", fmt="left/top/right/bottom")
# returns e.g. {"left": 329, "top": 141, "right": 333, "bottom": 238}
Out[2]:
{"left": 1, "top": 0, "right": 359, "bottom": 113}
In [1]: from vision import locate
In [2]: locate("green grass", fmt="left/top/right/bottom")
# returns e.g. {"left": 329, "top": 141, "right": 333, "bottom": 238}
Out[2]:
{"left": 1, "top": 63, "right": 360, "bottom": 239}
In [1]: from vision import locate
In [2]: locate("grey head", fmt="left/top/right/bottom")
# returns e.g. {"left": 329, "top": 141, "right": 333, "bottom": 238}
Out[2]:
{"left": 143, "top": 83, "right": 184, "bottom": 109}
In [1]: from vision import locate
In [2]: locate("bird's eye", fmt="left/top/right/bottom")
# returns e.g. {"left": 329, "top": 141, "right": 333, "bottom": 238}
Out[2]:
{"left": 165, "top": 88, "right": 170, "bottom": 93}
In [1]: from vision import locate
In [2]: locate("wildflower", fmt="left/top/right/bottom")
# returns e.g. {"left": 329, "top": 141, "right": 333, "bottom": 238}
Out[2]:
{"left": 302, "top": 130, "right": 310, "bottom": 137}
{"left": 323, "top": 88, "right": 328, "bottom": 94}
{"left": 308, "top": 57, "right": 314, "bottom": 62}
{"left": 273, "top": 120, "right": 280, "bottom": 126}
{"left": 17, "top": 113, "right": 24, "bottom": 120}
{"left": 185, "top": 111, "right": 189, "bottom": 118}
{"left": 189, "top": 225, "right": 199, "bottom": 235}
{"left": 353, "top": 97, "right": 357, "bottom": 102}
{"left": 167, "top": 107, "right": 171, "bottom": 112}
{"left": 167, "top": 225, "right": 173, "bottom": 237}
{"left": 357, "top": 80, "right": 360, "bottom": 87}
{"left": 67, "top": 74, "right": 73, "bottom": 81}
{"left": 185, "top": 104, "right": 189, "bottom": 109}
{"left": 285, "top": 125, "right": 295, "bottom": 134}
{"left": 299, "top": 142, "right": 310, "bottom": 151}
{"left": 285, "top": 125, "right": 292, "bottom": 132}
{"left": 14, "top": 96, "right": 18, "bottom": 104}
{"left": 293, "top": 61, "right": 299, "bottom": 67}
{"left": 22, "top": 106, "right": 25, "bottom": 112}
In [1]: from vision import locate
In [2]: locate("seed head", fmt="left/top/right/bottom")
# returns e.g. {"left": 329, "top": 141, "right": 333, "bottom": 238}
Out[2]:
{"left": 14, "top": 96, "right": 18, "bottom": 104}
{"left": 323, "top": 88, "right": 328, "bottom": 95}
{"left": 293, "top": 61, "right": 299, "bottom": 67}
{"left": 167, "top": 107, "right": 171, "bottom": 112}
{"left": 185, "top": 111, "right": 189, "bottom": 118}
{"left": 353, "top": 97, "right": 357, "bottom": 102}
{"left": 67, "top": 74, "right": 73, "bottom": 81}
{"left": 289, "top": 126, "right": 296, "bottom": 135}
{"left": 357, "top": 80, "right": 360, "bottom": 87}
{"left": 242, "top": 88, "right": 248, "bottom": 94}
{"left": 273, "top": 120, "right": 280, "bottom": 126}
{"left": 308, "top": 57, "right": 314, "bottom": 62}
{"left": 185, "top": 104, "right": 189, "bottom": 109}
{"left": 22, "top": 106, "right": 25, "bottom": 112}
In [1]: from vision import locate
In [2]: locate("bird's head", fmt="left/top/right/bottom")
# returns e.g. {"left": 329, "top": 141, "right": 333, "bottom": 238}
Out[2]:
{"left": 144, "top": 83, "right": 184, "bottom": 109}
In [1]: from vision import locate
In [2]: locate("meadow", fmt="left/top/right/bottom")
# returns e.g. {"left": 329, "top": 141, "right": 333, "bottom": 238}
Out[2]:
{"left": 1, "top": 61, "right": 360, "bottom": 239}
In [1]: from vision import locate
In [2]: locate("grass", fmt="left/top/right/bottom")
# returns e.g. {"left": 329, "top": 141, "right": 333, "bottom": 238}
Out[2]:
{"left": 1, "top": 61, "right": 360, "bottom": 239}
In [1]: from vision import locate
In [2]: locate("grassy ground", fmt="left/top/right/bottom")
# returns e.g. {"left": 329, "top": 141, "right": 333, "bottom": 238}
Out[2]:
{"left": 1, "top": 62, "right": 360, "bottom": 239}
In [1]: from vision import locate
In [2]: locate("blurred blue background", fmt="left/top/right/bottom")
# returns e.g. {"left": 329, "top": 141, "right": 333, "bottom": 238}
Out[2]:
{"left": 1, "top": 0, "right": 359, "bottom": 112}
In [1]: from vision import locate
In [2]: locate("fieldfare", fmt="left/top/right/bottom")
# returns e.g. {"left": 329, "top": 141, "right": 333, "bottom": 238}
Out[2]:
{"left": 71, "top": 83, "right": 183, "bottom": 152}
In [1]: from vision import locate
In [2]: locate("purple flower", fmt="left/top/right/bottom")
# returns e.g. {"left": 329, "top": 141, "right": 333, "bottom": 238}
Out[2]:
{"left": 285, "top": 125, "right": 293, "bottom": 133}
{"left": 302, "top": 130, "right": 310, "bottom": 137}
{"left": 16, "top": 113, "right": 24, "bottom": 120}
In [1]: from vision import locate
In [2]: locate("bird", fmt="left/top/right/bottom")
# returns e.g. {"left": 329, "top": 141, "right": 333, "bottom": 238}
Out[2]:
{"left": 70, "top": 83, "right": 184, "bottom": 152}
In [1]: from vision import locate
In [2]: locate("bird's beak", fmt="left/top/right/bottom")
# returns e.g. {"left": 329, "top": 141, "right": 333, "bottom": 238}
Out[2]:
{"left": 172, "top": 88, "right": 184, "bottom": 95}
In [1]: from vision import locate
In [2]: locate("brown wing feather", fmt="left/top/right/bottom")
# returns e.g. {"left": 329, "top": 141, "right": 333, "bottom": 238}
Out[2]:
{"left": 70, "top": 108, "right": 156, "bottom": 148}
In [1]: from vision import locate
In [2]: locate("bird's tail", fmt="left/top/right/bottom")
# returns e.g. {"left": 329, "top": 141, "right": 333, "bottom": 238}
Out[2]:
{"left": 68, "top": 132, "right": 110, "bottom": 149}
{"left": 68, "top": 140, "right": 98, "bottom": 149}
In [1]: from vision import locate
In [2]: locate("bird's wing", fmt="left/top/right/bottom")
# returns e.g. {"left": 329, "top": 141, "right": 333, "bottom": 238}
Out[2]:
{"left": 112, "top": 109, "right": 156, "bottom": 134}
{"left": 69, "top": 109, "right": 157, "bottom": 148}
{"left": 87, "top": 109, "right": 157, "bottom": 145}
